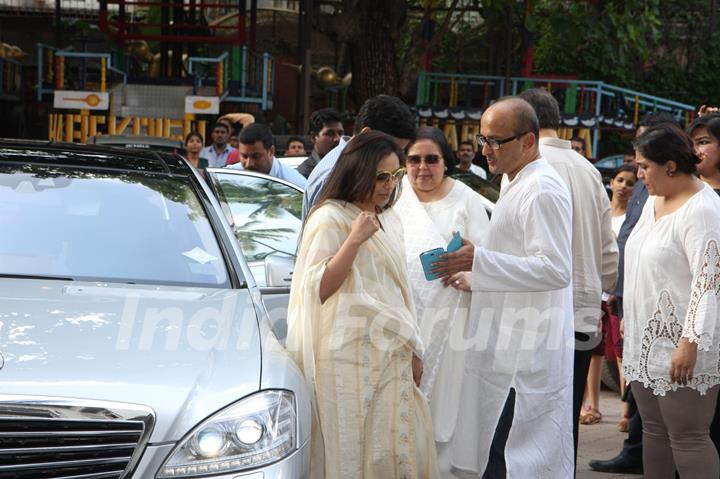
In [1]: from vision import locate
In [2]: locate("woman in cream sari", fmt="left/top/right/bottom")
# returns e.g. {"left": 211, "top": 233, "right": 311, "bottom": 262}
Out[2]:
{"left": 286, "top": 130, "right": 439, "bottom": 479}
{"left": 395, "top": 127, "right": 489, "bottom": 475}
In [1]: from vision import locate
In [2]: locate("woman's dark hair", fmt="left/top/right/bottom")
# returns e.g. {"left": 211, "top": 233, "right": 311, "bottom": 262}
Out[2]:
{"left": 632, "top": 123, "right": 699, "bottom": 175}
{"left": 407, "top": 126, "right": 456, "bottom": 176}
{"left": 687, "top": 113, "right": 720, "bottom": 143}
{"left": 312, "top": 130, "right": 404, "bottom": 216}
{"left": 185, "top": 131, "right": 204, "bottom": 144}
{"left": 611, "top": 163, "right": 638, "bottom": 179}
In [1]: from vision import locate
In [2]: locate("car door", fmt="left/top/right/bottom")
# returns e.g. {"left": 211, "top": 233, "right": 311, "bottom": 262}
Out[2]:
{"left": 207, "top": 169, "right": 303, "bottom": 341}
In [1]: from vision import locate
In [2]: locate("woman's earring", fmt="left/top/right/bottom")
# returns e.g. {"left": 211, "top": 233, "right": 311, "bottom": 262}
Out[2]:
{"left": 667, "top": 169, "right": 676, "bottom": 177}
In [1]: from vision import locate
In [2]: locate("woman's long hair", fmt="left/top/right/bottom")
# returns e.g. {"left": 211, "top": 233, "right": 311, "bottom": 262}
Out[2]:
{"left": 309, "top": 130, "right": 405, "bottom": 221}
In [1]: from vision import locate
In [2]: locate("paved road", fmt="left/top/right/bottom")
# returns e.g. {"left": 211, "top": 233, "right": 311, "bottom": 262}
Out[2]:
{"left": 577, "top": 389, "right": 643, "bottom": 479}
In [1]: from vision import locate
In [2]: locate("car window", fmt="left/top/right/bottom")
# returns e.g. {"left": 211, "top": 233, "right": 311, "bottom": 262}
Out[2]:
{"left": 210, "top": 172, "right": 302, "bottom": 286}
{"left": 0, "top": 164, "right": 230, "bottom": 287}
{"left": 452, "top": 172, "right": 500, "bottom": 204}
{"left": 597, "top": 156, "right": 622, "bottom": 168}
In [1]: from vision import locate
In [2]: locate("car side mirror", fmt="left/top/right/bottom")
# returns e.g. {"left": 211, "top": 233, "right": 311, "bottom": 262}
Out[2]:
{"left": 264, "top": 254, "right": 295, "bottom": 288}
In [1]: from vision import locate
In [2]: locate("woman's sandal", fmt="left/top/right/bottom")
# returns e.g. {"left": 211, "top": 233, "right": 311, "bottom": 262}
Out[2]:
{"left": 579, "top": 405, "right": 602, "bottom": 425}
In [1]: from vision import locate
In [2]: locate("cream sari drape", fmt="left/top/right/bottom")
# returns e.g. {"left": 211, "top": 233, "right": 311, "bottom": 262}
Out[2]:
{"left": 286, "top": 199, "right": 439, "bottom": 479}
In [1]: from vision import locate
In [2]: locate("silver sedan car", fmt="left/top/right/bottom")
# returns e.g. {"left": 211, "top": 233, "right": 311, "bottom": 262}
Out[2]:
{"left": 0, "top": 140, "right": 311, "bottom": 478}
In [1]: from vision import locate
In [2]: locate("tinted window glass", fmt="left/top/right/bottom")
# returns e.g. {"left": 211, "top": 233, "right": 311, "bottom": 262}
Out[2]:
{"left": 211, "top": 173, "right": 301, "bottom": 285}
{"left": 0, "top": 164, "right": 229, "bottom": 287}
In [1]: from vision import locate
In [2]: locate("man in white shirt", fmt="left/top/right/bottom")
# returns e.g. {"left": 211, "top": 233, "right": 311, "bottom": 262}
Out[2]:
{"left": 441, "top": 97, "right": 575, "bottom": 478}
{"left": 456, "top": 140, "right": 488, "bottom": 179}
{"left": 228, "top": 123, "right": 307, "bottom": 188}
{"left": 200, "top": 122, "right": 236, "bottom": 168}
{"left": 518, "top": 88, "right": 618, "bottom": 466}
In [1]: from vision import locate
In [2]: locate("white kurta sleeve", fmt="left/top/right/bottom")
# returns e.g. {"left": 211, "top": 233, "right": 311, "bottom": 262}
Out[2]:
{"left": 680, "top": 205, "right": 720, "bottom": 351}
{"left": 471, "top": 188, "right": 572, "bottom": 292}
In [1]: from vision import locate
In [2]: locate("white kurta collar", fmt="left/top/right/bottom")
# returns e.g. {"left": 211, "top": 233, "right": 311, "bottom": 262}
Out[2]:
{"left": 539, "top": 137, "right": 572, "bottom": 149}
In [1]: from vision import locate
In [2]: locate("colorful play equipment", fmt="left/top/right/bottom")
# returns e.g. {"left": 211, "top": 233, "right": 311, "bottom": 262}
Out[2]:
{"left": 36, "top": 44, "right": 128, "bottom": 101}
{"left": 37, "top": 41, "right": 276, "bottom": 143}
{"left": 416, "top": 71, "right": 696, "bottom": 158}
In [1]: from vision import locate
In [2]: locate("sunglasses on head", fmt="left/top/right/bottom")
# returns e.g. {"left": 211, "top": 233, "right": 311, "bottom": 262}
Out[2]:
{"left": 375, "top": 167, "right": 406, "bottom": 184}
{"left": 406, "top": 154, "right": 441, "bottom": 166}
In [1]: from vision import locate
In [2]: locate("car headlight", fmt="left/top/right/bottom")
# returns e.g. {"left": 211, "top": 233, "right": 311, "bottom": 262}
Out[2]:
{"left": 156, "top": 390, "right": 297, "bottom": 477}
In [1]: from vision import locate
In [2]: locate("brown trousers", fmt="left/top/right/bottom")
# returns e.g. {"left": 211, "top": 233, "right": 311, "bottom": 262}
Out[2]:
{"left": 632, "top": 382, "right": 720, "bottom": 478}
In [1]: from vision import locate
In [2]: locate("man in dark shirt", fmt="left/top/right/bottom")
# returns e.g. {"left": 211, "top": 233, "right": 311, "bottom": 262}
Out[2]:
{"left": 297, "top": 108, "right": 344, "bottom": 178}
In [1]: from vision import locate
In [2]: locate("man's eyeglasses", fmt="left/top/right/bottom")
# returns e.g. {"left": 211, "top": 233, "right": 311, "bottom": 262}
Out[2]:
{"left": 406, "top": 154, "right": 441, "bottom": 166}
{"left": 476, "top": 132, "right": 529, "bottom": 150}
{"left": 376, "top": 167, "right": 406, "bottom": 184}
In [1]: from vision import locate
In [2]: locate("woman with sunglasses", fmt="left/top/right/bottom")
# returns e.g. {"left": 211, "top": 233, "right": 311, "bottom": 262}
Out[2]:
{"left": 395, "top": 126, "right": 489, "bottom": 473}
{"left": 286, "top": 130, "right": 439, "bottom": 479}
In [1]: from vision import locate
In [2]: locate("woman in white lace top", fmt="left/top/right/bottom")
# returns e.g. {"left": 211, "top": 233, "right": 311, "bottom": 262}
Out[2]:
{"left": 623, "top": 123, "right": 720, "bottom": 478}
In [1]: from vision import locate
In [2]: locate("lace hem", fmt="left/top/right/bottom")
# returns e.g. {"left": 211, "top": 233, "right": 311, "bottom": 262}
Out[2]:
{"left": 683, "top": 239, "right": 720, "bottom": 351}
{"left": 625, "top": 365, "right": 720, "bottom": 396}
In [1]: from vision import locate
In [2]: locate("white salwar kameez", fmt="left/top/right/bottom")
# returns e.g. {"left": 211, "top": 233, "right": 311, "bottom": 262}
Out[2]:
{"left": 395, "top": 179, "right": 489, "bottom": 474}
{"left": 451, "top": 158, "right": 575, "bottom": 478}
{"left": 623, "top": 185, "right": 720, "bottom": 396}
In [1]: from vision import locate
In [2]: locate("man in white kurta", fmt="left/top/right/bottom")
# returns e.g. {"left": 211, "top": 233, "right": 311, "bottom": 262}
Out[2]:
{"left": 446, "top": 98, "right": 575, "bottom": 478}
{"left": 518, "top": 88, "right": 618, "bottom": 461}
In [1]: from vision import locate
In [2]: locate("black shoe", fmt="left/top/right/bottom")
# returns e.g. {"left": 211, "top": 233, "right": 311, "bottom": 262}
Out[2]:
{"left": 588, "top": 453, "right": 643, "bottom": 474}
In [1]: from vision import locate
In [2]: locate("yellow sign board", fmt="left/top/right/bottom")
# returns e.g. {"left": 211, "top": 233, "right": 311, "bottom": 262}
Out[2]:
{"left": 48, "top": 113, "right": 207, "bottom": 144}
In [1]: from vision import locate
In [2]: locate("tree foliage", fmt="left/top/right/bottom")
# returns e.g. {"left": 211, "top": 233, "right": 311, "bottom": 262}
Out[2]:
{"left": 313, "top": 0, "right": 720, "bottom": 107}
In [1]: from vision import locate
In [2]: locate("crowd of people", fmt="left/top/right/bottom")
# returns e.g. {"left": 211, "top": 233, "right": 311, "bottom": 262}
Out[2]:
{"left": 183, "top": 91, "right": 720, "bottom": 478}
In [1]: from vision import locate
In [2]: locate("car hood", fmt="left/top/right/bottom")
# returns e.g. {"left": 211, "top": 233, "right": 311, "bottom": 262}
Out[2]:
{"left": 0, "top": 279, "right": 262, "bottom": 443}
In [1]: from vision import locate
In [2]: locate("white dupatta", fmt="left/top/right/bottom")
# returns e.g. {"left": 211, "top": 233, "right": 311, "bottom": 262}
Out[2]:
{"left": 395, "top": 178, "right": 473, "bottom": 441}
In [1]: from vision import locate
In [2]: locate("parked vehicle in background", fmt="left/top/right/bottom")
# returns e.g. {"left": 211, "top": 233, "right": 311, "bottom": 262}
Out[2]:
{"left": 277, "top": 156, "right": 307, "bottom": 171}
{"left": 87, "top": 134, "right": 186, "bottom": 155}
{"left": 0, "top": 140, "right": 310, "bottom": 478}
{"left": 594, "top": 154, "right": 625, "bottom": 188}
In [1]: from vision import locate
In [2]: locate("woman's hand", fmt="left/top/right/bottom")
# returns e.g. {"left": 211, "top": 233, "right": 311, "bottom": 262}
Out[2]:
{"left": 607, "top": 295, "right": 618, "bottom": 316}
{"left": 349, "top": 211, "right": 380, "bottom": 244}
{"left": 412, "top": 354, "right": 423, "bottom": 387}
{"left": 319, "top": 211, "right": 378, "bottom": 303}
{"left": 669, "top": 338, "right": 698, "bottom": 386}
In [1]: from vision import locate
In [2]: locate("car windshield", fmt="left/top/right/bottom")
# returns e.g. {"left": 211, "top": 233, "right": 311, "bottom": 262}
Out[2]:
{"left": 0, "top": 164, "right": 229, "bottom": 287}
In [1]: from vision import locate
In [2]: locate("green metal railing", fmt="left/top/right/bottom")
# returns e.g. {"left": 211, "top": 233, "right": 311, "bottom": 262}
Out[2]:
{"left": 417, "top": 71, "right": 696, "bottom": 156}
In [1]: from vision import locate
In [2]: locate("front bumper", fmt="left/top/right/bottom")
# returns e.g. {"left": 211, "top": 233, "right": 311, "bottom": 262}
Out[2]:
{"left": 132, "top": 439, "right": 310, "bottom": 478}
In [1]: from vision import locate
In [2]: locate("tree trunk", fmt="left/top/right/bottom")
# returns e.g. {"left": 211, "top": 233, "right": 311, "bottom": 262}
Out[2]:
{"left": 346, "top": 1, "right": 406, "bottom": 104}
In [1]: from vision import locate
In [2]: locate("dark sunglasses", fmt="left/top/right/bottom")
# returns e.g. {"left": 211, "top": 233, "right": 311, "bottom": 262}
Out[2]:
{"left": 406, "top": 154, "right": 441, "bottom": 166}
